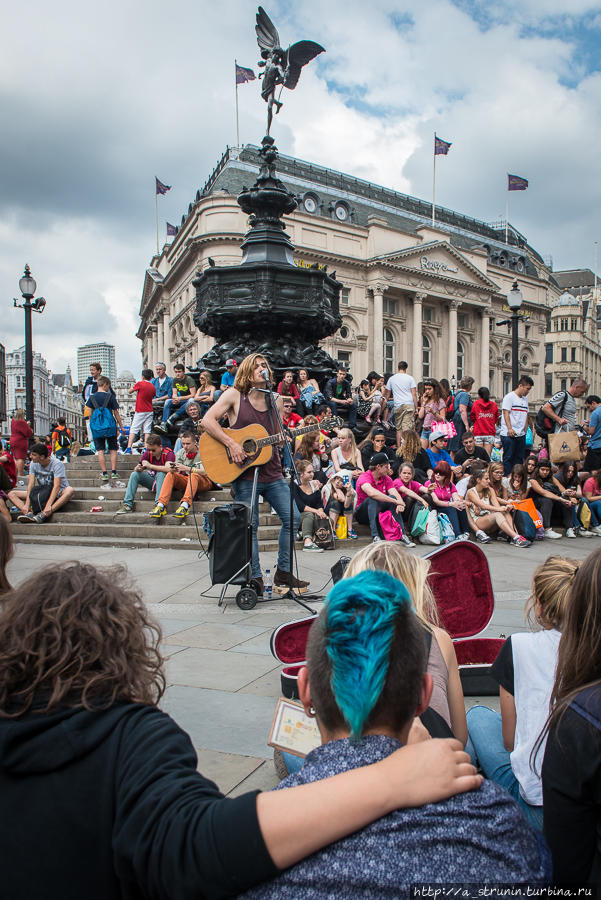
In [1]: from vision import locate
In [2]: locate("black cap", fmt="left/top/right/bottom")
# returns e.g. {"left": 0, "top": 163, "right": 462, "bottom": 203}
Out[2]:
{"left": 370, "top": 452, "right": 389, "bottom": 467}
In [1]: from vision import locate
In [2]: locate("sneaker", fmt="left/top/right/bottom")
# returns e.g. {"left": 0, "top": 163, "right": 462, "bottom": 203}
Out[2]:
{"left": 173, "top": 505, "right": 189, "bottom": 520}
{"left": 348, "top": 530, "right": 359, "bottom": 540}
{"left": 512, "top": 535, "right": 531, "bottom": 548}
{"left": 149, "top": 504, "right": 166, "bottom": 519}
{"left": 100, "top": 473, "right": 109, "bottom": 484}
{"left": 535, "top": 528, "right": 545, "bottom": 541}
{"left": 565, "top": 527, "right": 577, "bottom": 539}
{"left": 578, "top": 528, "right": 594, "bottom": 538}
{"left": 476, "top": 529, "right": 491, "bottom": 544}
{"left": 17, "top": 512, "right": 35, "bottom": 524}
{"left": 114, "top": 504, "right": 134, "bottom": 515}
{"left": 33, "top": 512, "right": 49, "bottom": 523}
{"left": 590, "top": 525, "right": 601, "bottom": 536}
{"left": 372, "top": 535, "right": 383, "bottom": 543}
{"left": 274, "top": 567, "right": 309, "bottom": 593}
{"left": 124, "top": 448, "right": 132, "bottom": 455}
{"left": 153, "top": 422, "right": 169, "bottom": 435}
{"left": 302, "top": 541, "right": 324, "bottom": 553}
{"left": 400, "top": 534, "right": 416, "bottom": 548}
{"left": 110, "top": 473, "right": 118, "bottom": 481}
{"left": 544, "top": 528, "right": 562, "bottom": 540}
{"left": 456, "top": 532, "right": 470, "bottom": 541}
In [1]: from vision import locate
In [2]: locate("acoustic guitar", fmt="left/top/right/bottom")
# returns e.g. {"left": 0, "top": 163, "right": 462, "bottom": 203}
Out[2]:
{"left": 198, "top": 418, "right": 343, "bottom": 484}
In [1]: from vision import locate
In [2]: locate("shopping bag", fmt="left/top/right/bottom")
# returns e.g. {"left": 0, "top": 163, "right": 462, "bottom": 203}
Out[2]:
{"left": 410, "top": 505, "right": 429, "bottom": 537}
{"left": 548, "top": 430, "right": 581, "bottom": 464}
{"left": 510, "top": 498, "right": 543, "bottom": 530}
{"left": 419, "top": 509, "right": 441, "bottom": 545}
{"left": 378, "top": 510, "right": 403, "bottom": 541}
{"left": 314, "top": 520, "right": 335, "bottom": 550}
{"left": 577, "top": 500, "right": 592, "bottom": 531}
{"left": 437, "top": 513, "right": 455, "bottom": 543}
{"left": 335, "top": 516, "right": 348, "bottom": 540}
{"left": 436, "top": 421, "right": 457, "bottom": 439}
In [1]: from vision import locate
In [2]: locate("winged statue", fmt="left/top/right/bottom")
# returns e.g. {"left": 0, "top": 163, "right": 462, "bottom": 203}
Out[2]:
{"left": 255, "top": 6, "right": 325, "bottom": 134}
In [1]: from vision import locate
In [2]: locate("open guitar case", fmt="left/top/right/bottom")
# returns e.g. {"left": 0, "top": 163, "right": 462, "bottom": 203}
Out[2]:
{"left": 270, "top": 542, "right": 503, "bottom": 706}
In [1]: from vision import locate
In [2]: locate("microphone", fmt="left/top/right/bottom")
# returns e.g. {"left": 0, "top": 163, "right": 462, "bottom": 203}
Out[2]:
{"left": 260, "top": 369, "right": 271, "bottom": 384}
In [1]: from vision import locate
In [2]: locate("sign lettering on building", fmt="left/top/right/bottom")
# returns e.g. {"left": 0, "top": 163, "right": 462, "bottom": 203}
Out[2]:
{"left": 294, "top": 259, "right": 327, "bottom": 270}
{"left": 420, "top": 256, "right": 458, "bottom": 275}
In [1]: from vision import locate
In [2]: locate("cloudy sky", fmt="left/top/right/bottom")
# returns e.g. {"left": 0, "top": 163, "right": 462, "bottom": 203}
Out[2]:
{"left": 2, "top": 0, "right": 601, "bottom": 377}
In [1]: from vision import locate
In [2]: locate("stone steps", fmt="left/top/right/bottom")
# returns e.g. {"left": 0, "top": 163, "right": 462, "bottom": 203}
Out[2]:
{"left": 13, "top": 533, "right": 280, "bottom": 551}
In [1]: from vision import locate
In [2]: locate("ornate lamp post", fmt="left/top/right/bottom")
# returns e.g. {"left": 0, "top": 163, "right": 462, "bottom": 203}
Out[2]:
{"left": 13, "top": 265, "right": 46, "bottom": 429}
{"left": 506, "top": 281, "right": 523, "bottom": 389}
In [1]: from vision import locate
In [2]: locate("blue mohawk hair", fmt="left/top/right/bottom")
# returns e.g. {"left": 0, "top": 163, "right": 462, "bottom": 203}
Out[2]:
{"left": 324, "top": 570, "right": 411, "bottom": 741}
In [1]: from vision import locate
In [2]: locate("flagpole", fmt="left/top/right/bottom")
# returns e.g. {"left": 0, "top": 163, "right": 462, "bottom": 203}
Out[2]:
{"left": 155, "top": 190, "right": 159, "bottom": 256}
{"left": 505, "top": 182, "right": 509, "bottom": 245}
{"left": 235, "top": 59, "right": 240, "bottom": 149}
{"left": 432, "top": 133, "right": 437, "bottom": 227}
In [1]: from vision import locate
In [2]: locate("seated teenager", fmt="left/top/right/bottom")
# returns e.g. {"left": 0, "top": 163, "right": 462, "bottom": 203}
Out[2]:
{"left": 465, "top": 468, "right": 530, "bottom": 546}
{"left": 242, "top": 570, "right": 549, "bottom": 898}
{"left": 453, "top": 430, "right": 490, "bottom": 467}
{"left": 468, "top": 556, "right": 577, "bottom": 831}
{"left": 359, "top": 428, "right": 396, "bottom": 472}
{"left": 157, "top": 363, "right": 197, "bottom": 431}
{"left": 322, "top": 471, "right": 357, "bottom": 539}
{"left": 488, "top": 460, "right": 508, "bottom": 501}
{"left": 0, "top": 561, "right": 483, "bottom": 900}
{"left": 331, "top": 427, "right": 364, "bottom": 482}
{"left": 116, "top": 434, "right": 176, "bottom": 515}
{"left": 425, "top": 431, "right": 462, "bottom": 479}
{"left": 425, "top": 461, "right": 470, "bottom": 540}
{"left": 503, "top": 463, "right": 530, "bottom": 502}
{"left": 294, "top": 460, "right": 329, "bottom": 553}
{"left": 582, "top": 468, "right": 601, "bottom": 534}
{"left": 355, "top": 454, "right": 412, "bottom": 546}
{"left": 149, "top": 431, "right": 212, "bottom": 522}
{"left": 554, "top": 460, "right": 596, "bottom": 538}
{"left": 294, "top": 433, "right": 328, "bottom": 485}
{"left": 9, "top": 442, "right": 74, "bottom": 524}
{"left": 397, "top": 429, "right": 431, "bottom": 482}
{"left": 277, "top": 370, "right": 300, "bottom": 409}
{"left": 529, "top": 459, "right": 571, "bottom": 540}
{"left": 542, "top": 547, "right": 601, "bottom": 882}
{"left": 392, "top": 462, "right": 430, "bottom": 523}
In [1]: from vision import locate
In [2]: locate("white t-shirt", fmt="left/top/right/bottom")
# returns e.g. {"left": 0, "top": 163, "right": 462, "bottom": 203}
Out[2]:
{"left": 500, "top": 391, "right": 529, "bottom": 437}
{"left": 386, "top": 372, "right": 416, "bottom": 407}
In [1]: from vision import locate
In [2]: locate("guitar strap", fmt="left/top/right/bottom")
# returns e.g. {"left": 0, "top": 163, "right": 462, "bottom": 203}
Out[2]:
{"left": 264, "top": 390, "right": 287, "bottom": 474}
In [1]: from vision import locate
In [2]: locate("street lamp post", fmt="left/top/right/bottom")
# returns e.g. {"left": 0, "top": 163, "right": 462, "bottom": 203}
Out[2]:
{"left": 13, "top": 265, "right": 46, "bottom": 430}
{"left": 506, "top": 280, "right": 524, "bottom": 390}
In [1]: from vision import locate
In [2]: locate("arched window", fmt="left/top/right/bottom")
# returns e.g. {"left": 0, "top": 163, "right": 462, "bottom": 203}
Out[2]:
{"left": 422, "top": 335, "right": 431, "bottom": 378}
{"left": 383, "top": 327, "right": 395, "bottom": 374}
{"left": 457, "top": 340, "right": 465, "bottom": 381}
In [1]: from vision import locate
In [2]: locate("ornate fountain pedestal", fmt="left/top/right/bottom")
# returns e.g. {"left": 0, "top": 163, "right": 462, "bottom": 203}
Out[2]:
{"left": 193, "top": 136, "right": 342, "bottom": 382}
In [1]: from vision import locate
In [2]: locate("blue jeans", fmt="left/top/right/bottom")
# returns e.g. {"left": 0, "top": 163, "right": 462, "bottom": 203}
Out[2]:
{"left": 588, "top": 500, "right": 601, "bottom": 525}
{"left": 466, "top": 705, "right": 543, "bottom": 831}
{"left": 327, "top": 400, "right": 357, "bottom": 428}
{"left": 123, "top": 470, "right": 166, "bottom": 507}
{"left": 232, "top": 476, "right": 298, "bottom": 579}
{"left": 444, "top": 505, "right": 470, "bottom": 536}
{"left": 501, "top": 434, "right": 526, "bottom": 475}
{"left": 162, "top": 399, "right": 189, "bottom": 422}
{"left": 55, "top": 448, "right": 70, "bottom": 462}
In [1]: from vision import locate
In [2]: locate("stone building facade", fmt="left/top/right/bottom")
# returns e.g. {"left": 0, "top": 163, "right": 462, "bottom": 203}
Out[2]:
{"left": 138, "top": 146, "right": 559, "bottom": 403}
{"left": 545, "top": 269, "right": 601, "bottom": 398}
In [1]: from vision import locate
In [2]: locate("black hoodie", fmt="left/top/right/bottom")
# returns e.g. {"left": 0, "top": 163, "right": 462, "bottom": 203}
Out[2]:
{"left": 0, "top": 701, "right": 277, "bottom": 900}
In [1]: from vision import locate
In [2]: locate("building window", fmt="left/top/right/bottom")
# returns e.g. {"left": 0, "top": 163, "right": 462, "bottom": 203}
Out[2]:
{"left": 457, "top": 340, "right": 465, "bottom": 381}
{"left": 561, "top": 378, "right": 567, "bottom": 392}
{"left": 503, "top": 373, "right": 511, "bottom": 396}
{"left": 422, "top": 307, "right": 433, "bottom": 323}
{"left": 489, "top": 318, "right": 494, "bottom": 331}
{"left": 337, "top": 350, "right": 351, "bottom": 368}
{"left": 554, "top": 320, "right": 559, "bottom": 331}
{"left": 545, "top": 374, "right": 553, "bottom": 396}
{"left": 458, "top": 313, "right": 467, "bottom": 329}
{"left": 561, "top": 318, "right": 568, "bottom": 331}
{"left": 422, "top": 335, "right": 431, "bottom": 378}
{"left": 383, "top": 327, "right": 395, "bottom": 373}
{"left": 571, "top": 318, "right": 578, "bottom": 330}
{"left": 340, "top": 288, "right": 350, "bottom": 306}
{"left": 571, "top": 346, "right": 577, "bottom": 362}
{"left": 525, "top": 325, "right": 530, "bottom": 338}
{"left": 383, "top": 297, "right": 396, "bottom": 316}
{"left": 545, "top": 344, "right": 553, "bottom": 364}
{"left": 561, "top": 347, "right": 567, "bottom": 362}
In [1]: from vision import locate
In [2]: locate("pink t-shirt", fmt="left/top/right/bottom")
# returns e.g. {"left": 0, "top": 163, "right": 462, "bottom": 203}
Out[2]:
{"left": 392, "top": 478, "right": 423, "bottom": 496}
{"left": 422, "top": 399, "right": 446, "bottom": 429}
{"left": 425, "top": 479, "right": 457, "bottom": 502}
{"left": 583, "top": 477, "right": 601, "bottom": 497}
{"left": 356, "top": 471, "right": 393, "bottom": 507}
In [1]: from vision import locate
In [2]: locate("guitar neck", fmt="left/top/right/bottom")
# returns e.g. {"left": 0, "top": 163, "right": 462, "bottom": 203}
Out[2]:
{"left": 253, "top": 421, "right": 331, "bottom": 451}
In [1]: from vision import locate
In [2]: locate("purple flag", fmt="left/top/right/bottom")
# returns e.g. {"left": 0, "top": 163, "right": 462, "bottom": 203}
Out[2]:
{"left": 155, "top": 177, "right": 171, "bottom": 196}
{"left": 166, "top": 222, "right": 177, "bottom": 237}
{"left": 434, "top": 135, "right": 452, "bottom": 155}
{"left": 508, "top": 173, "right": 528, "bottom": 191}
{"left": 236, "top": 64, "right": 256, "bottom": 85}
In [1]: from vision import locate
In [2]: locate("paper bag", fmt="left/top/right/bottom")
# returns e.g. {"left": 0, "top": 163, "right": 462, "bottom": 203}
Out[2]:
{"left": 548, "top": 430, "right": 580, "bottom": 464}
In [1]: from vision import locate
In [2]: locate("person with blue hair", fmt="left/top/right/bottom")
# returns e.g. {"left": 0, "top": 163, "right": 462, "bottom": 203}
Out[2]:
{"left": 243, "top": 570, "right": 550, "bottom": 898}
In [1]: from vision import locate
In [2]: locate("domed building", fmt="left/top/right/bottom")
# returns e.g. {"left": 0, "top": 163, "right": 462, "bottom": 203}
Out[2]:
{"left": 545, "top": 269, "right": 601, "bottom": 399}
{"left": 114, "top": 369, "right": 136, "bottom": 425}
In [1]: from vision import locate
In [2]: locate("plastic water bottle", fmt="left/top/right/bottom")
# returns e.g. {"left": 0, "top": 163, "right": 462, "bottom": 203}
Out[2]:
{"left": 264, "top": 569, "right": 273, "bottom": 599}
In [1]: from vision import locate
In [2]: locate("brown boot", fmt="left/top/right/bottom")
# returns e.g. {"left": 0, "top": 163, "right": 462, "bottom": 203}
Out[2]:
{"left": 274, "top": 567, "right": 309, "bottom": 593}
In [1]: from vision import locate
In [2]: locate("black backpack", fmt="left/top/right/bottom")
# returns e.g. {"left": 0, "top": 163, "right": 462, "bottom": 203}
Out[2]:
{"left": 56, "top": 428, "right": 71, "bottom": 448}
{"left": 534, "top": 392, "right": 567, "bottom": 438}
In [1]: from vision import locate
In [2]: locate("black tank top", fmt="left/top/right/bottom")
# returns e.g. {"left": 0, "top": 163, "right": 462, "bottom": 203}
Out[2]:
{"left": 234, "top": 393, "right": 283, "bottom": 483}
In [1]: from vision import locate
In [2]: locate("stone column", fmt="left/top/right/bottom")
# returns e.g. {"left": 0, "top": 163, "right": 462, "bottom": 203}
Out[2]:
{"left": 412, "top": 293, "right": 425, "bottom": 379}
{"left": 163, "top": 310, "right": 171, "bottom": 364}
{"left": 157, "top": 319, "right": 164, "bottom": 367}
{"left": 480, "top": 307, "right": 493, "bottom": 387}
{"left": 448, "top": 301, "right": 460, "bottom": 382}
{"left": 373, "top": 285, "right": 385, "bottom": 373}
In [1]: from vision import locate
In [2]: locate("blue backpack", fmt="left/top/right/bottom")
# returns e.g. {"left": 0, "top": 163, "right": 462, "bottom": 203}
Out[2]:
{"left": 90, "top": 392, "right": 116, "bottom": 438}
{"left": 513, "top": 508, "right": 536, "bottom": 541}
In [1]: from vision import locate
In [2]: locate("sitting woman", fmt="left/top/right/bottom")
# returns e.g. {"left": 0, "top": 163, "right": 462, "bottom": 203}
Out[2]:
{"left": 294, "top": 459, "right": 330, "bottom": 553}
{"left": 488, "top": 461, "right": 507, "bottom": 501}
{"left": 425, "top": 462, "right": 470, "bottom": 541}
{"left": 582, "top": 468, "right": 601, "bottom": 532}
{"left": 468, "top": 555, "right": 578, "bottom": 831}
{"left": 392, "top": 462, "right": 430, "bottom": 526}
{"left": 296, "top": 368, "right": 323, "bottom": 416}
{"left": 295, "top": 433, "right": 329, "bottom": 484}
{"left": 541, "top": 547, "right": 601, "bottom": 882}
{"left": 0, "top": 561, "right": 479, "bottom": 898}
{"left": 331, "top": 428, "right": 364, "bottom": 483}
{"left": 528, "top": 459, "right": 572, "bottom": 540}
{"left": 277, "top": 370, "right": 300, "bottom": 409}
{"left": 345, "top": 543, "right": 468, "bottom": 745}
{"left": 195, "top": 370, "right": 215, "bottom": 416}
{"left": 465, "top": 468, "right": 530, "bottom": 547}
{"left": 359, "top": 428, "right": 395, "bottom": 471}
{"left": 553, "top": 460, "right": 595, "bottom": 538}
{"left": 397, "top": 429, "right": 431, "bottom": 483}
{"left": 503, "top": 463, "right": 530, "bottom": 502}
{"left": 322, "top": 471, "right": 357, "bottom": 539}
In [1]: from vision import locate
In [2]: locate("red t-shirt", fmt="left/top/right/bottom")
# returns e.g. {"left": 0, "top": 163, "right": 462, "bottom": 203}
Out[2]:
{"left": 356, "top": 471, "right": 393, "bottom": 507}
{"left": 0, "top": 449, "right": 17, "bottom": 486}
{"left": 277, "top": 381, "right": 300, "bottom": 400}
{"left": 283, "top": 412, "right": 303, "bottom": 428}
{"left": 133, "top": 381, "right": 156, "bottom": 412}
{"left": 470, "top": 399, "right": 499, "bottom": 436}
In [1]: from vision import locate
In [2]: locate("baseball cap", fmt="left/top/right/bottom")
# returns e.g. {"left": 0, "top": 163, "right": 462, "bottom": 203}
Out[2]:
{"left": 430, "top": 430, "right": 447, "bottom": 442}
{"left": 370, "top": 452, "right": 389, "bottom": 466}
{"left": 225, "top": 359, "right": 237, "bottom": 368}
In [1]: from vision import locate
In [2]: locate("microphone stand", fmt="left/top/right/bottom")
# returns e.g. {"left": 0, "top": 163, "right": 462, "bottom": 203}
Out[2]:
{"left": 253, "top": 385, "right": 320, "bottom": 614}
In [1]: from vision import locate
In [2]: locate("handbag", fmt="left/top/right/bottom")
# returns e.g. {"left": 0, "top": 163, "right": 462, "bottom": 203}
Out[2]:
{"left": 335, "top": 516, "right": 348, "bottom": 539}
{"left": 314, "top": 519, "right": 335, "bottom": 550}
{"left": 510, "top": 498, "right": 543, "bottom": 530}
{"left": 535, "top": 392, "right": 568, "bottom": 438}
{"left": 419, "top": 509, "right": 441, "bottom": 545}
{"left": 378, "top": 510, "right": 403, "bottom": 541}
{"left": 437, "top": 512, "right": 455, "bottom": 543}
{"left": 548, "top": 430, "right": 580, "bottom": 464}
{"left": 410, "top": 505, "right": 429, "bottom": 537}
{"left": 577, "top": 499, "right": 592, "bottom": 530}
{"left": 436, "top": 421, "right": 457, "bottom": 439}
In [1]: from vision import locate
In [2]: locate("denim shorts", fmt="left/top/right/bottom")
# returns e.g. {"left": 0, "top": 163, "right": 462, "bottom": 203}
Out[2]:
{"left": 420, "top": 428, "right": 431, "bottom": 440}
{"left": 474, "top": 434, "right": 494, "bottom": 445}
